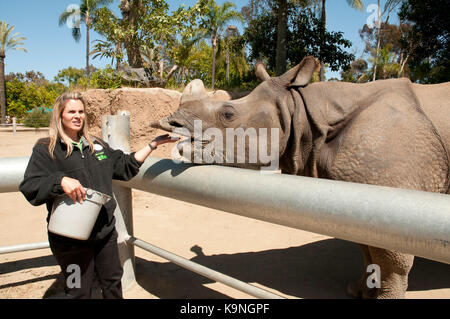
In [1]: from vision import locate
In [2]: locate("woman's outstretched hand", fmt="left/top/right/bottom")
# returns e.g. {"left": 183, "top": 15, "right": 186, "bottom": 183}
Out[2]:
{"left": 151, "top": 134, "right": 180, "bottom": 147}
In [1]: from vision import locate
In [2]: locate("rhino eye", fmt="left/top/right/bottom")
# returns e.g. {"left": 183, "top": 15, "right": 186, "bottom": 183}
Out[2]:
{"left": 221, "top": 106, "right": 235, "bottom": 121}
{"left": 223, "top": 111, "right": 234, "bottom": 120}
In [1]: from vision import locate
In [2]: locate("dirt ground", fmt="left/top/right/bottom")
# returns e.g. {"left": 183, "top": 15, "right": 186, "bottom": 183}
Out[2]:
{"left": 0, "top": 129, "right": 449, "bottom": 299}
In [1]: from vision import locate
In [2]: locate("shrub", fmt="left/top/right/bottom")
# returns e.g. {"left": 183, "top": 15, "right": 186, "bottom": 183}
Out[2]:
{"left": 23, "top": 107, "right": 52, "bottom": 128}
{"left": 89, "top": 66, "right": 124, "bottom": 89}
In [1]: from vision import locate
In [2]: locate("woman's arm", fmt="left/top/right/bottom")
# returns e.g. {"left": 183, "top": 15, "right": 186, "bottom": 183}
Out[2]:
{"left": 19, "top": 144, "right": 66, "bottom": 206}
{"left": 108, "top": 134, "right": 179, "bottom": 181}
{"left": 133, "top": 134, "right": 179, "bottom": 163}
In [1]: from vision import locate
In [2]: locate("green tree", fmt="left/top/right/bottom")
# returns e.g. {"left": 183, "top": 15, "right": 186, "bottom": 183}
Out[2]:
{"left": 359, "top": 21, "right": 411, "bottom": 78}
{"left": 96, "top": 0, "right": 206, "bottom": 85}
{"left": 315, "top": 0, "right": 363, "bottom": 80}
{"left": 5, "top": 72, "right": 65, "bottom": 119}
{"left": 245, "top": 6, "right": 354, "bottom": 76}
{"left": 169, "top": 32, "right": 204, "bottom": 85}
{"left": 272, "top": 0, "right": 310, "bottom": 76}
{"left": 215, "top": 33, "right": 250, "bottom": 88}
{"left": 59, "top": 0, "right": 113, "bottom": 77}
{"left": 0, "top": 21, "right": 27, "bottom": 124}
{"left": 368, "top": 0, "right": 402, "bottom": 81}
{"left": 181, "top": 40, "right": 213, "bottom": 86}
{"left": 199, "top": 0, "right": 243, "bottom": 89}
{"left": 355, "top": 44, "right": 401, "bottom": 82}
{"left": 90, "top": 6, "right": 126, "bottom": 69}
{"left": 341, "top": 58, "right": 368, "bottom": 82}
{"left": 54, "top": 66, "right": 87, "bottom": 86}
{"left": 399, "top": 0, "right": 449, "bottom": 83}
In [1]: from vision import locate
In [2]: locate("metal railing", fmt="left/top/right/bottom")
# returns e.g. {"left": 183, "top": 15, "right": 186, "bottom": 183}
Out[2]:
{"left": 1, "top": 114, "right": 449, "bottom": 299}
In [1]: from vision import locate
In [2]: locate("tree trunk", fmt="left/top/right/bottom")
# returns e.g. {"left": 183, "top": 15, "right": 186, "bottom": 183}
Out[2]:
{"left": 120, "top": 0, "right": 144, "bottom": 68}
{"left": 373, "top": 0, "right": 381, "bottom": 81}
{"left": 0, "top": 54, "right": 5, "bottom": 124}
{"left": 125, "top": 41, "right": 143, "bottom": 68}
{"left": 212, "top": 36, "right": 217, "bottom": 90}
{"left": 399, "top": 53, "right": 409, "bottom": 77}
{"left": 158, "top": 59, "right": 164, "bottom": 80}
{"left": 226, "top": 44, "right": 230, "bottom": 85}
{"left": 275, "top": 0, "right": 287, "bottom": 76}
{"left": 86, "top": 23, "right": 90, "bottom": 77}
{"left": 319, "top": 0, "right": 326, "bottom": 81}
{"left": 163, "top": 65, "right": 178, "bottom": 87}
{"left": 116, "top": 42, "right": 122, "bottom": 70}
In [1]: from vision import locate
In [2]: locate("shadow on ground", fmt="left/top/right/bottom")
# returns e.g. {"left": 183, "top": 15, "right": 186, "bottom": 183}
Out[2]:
{"left": 133, "top": 238, "right": 450, "bottom": 299}
{"left": 0, "top": 238, "right": 448, "bottom": 298}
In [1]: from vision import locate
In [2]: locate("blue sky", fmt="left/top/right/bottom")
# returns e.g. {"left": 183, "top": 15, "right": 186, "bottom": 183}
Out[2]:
{"left": 0, "top": 0, "right": 398, "bottom": 82}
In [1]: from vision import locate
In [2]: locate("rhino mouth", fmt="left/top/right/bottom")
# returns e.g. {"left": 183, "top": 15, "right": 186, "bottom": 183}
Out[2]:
{"left": 150, "top": 117, "right": 186, "bottom": 133}
{"left": 151, "top": 117, "right": 216, "bottom": 163}
{"left": 151, "top": 117, "right": 213, "bottom": 143}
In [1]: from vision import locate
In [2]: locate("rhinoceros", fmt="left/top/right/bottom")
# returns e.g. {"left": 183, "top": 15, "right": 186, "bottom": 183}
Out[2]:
{"left": 151, "top": 56, "right": 450, "bottom": 298}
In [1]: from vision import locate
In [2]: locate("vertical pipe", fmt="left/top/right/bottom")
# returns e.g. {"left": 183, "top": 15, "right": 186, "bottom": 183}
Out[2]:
{"left": 12, "top": 117, "right": 16, "bottom": 136}
{"left": 101, "top": 112, "right": 136, "bottom": 291}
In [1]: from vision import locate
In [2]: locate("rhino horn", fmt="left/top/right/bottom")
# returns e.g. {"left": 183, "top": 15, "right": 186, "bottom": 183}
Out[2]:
{"left": 181, "top": 79, "right": 207, "bottom": 104}
{"left": 280, "top": 56, "right": 320, "bottom": 87}
{"left": 255, "top": 61, "right": 270, "bottom": 81}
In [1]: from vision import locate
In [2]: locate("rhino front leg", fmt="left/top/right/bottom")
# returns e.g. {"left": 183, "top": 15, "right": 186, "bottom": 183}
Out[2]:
{"left": 349, "top": 246, "right": 414, "bottom": 299}
{"left": 347, "top": 244, "right": 373, "bottom": 298}
{"left": 367, "top": 247, "right": 414, "bottom": 299}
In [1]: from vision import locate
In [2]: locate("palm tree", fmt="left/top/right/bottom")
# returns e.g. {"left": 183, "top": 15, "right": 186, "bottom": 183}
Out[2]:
{"left": 275, "top": 0, "right": 288, "bottom": 76}
{"left": 216, "top": 35, "right": 249, "bottom": 86}
{"left": 0, "top": 21, "right": 27, "bottom": 124}
{"left": 317, "top": 0, "right": 363, "bottom": 81}
{"left": 371, "top": 0, "right": 402, "bottom": 81}
{"left": 90, "top": 39, "right": 123, "bottom": 69}
{"left": 200, "top": 0, "right": 243, "bottom": 89}
{"left": 275, "top": 0, "right": 315, "bottom": 76}
{"left": 225, "top": 25, "right": 238, "bottom": 84}
{"left": 171, "top": 32, "right": 205, "bottom": 85}
{"left": 59, "top": 0, "right": 113, "bottom": 77}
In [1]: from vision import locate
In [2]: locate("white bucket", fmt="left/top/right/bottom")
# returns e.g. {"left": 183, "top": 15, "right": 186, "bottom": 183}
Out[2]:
{"left": 48, "top": 188, "right": 111, "bottom": 240}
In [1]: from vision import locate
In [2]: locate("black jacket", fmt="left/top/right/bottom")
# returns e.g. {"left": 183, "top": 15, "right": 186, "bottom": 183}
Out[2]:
{"left": 19, "top": 136, "right": 143, "bottom": 241}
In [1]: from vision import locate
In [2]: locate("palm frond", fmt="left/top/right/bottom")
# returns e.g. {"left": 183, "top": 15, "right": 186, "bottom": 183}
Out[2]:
{"left": 346, "top": 0, "right": 364, "bottom": 11}
{"left": 0, "top": 21, "right": 27, "bottom": 54}
{"left": 59, "top": 10, "right": 73, "bottom": 26}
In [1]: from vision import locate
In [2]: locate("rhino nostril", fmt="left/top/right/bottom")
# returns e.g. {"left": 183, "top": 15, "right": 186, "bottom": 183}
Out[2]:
{"left": 169, "top": 120, "right": 184, "bottom": 128}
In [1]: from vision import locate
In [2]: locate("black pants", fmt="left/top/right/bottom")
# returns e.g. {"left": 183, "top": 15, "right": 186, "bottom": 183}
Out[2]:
{"left": 49, "top": 229, "right": 123, "bottom": 299}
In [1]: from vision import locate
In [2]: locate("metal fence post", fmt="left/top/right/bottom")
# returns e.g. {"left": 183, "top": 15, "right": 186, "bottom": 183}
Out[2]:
{"left": 12, "top": 117, "right": 16, "bottom": 136}
{"left": 102, "top": 112, "right": 136, "bottom": 291}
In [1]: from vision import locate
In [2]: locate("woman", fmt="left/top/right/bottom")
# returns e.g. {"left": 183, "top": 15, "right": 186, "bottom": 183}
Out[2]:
{"left": 19, "top": 91, "right": 178, "bottom": 298}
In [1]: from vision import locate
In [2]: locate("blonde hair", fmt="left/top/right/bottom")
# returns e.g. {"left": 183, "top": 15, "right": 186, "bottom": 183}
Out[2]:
{"left": 48, "top": 91, "right": 95, "bottom": 158}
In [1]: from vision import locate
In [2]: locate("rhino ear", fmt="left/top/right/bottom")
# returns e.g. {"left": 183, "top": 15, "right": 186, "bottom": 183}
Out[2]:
{"left": 255, "top": 61, "right": 270, "bottom": 82}
{"left": 280, "top": 56, "right": 320, "bottom": 87}
{"left": 181, "top": 79, "right": 207, "bottom": 104}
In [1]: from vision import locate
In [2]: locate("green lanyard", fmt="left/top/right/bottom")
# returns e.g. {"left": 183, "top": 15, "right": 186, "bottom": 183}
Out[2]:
{"left": 72, "top": 137, "right": 85, "bottom": 156}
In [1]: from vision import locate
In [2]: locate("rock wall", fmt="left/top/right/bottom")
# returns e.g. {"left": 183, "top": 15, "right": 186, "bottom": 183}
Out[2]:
{"left": 82, "top": 87, "right": 248, "bottom": 159}
{"left": 82, "top": 88, "right": 181, "bottom": 158}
